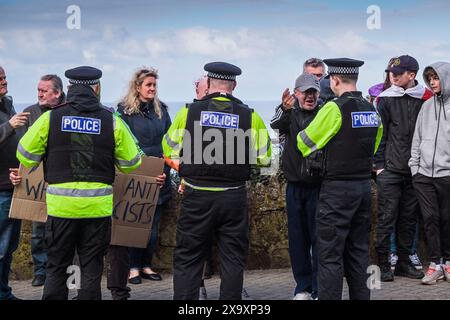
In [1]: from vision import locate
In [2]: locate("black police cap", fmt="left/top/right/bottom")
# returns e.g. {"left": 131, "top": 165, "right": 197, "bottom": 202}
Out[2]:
{"left": 65, "top": 66, "right": 102, "bottom": 85}
{"left": 204, "top": 62, "right": 242, "bottom": 81}
{"left": 323, "top": 58, "right": 364, "bottom": 78}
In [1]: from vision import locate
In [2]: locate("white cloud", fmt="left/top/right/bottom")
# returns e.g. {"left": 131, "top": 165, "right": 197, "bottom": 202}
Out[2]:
{"left": 13, "top": 30, "right": 48, "bottom": 54}
{"left": 142, "top": 27, "right": 275, "bottom": 60}
{"left": 83, "top": 49, "right": 96, "bottom": 63}
{"left": 326, "top": 31, "right": 372, "bottom": 56}
{"left": 145, "top": 38, "right": 167, "bottom": 58}
{"left": 2, "top": 21, "right": 449, "bottom": 103}
{"left": 102, "top": 64, "right": 115, "bottom": 72}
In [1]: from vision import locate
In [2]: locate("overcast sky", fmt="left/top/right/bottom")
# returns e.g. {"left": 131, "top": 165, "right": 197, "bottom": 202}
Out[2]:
{"left": 1, "top": 0, "right": 449, "bottom": 104}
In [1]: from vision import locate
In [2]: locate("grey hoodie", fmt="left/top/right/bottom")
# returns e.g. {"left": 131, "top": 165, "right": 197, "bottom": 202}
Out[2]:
{"left": 409, "top": 62, "right": 450, "bottom": 177}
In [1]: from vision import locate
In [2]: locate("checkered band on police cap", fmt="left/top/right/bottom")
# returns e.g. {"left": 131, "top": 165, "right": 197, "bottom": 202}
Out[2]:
{"left": 207, "top": 72, "right": 237, "bottom": 81}
{"left": 327, "top": 66, "right": 360, "bottom": 75}
{"left": 68, "top": 78, "right": 100, "bottom": 85}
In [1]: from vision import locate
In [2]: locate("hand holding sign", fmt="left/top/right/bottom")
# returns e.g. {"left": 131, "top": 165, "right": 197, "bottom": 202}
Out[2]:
{"left": 9, "top": 168, "right": 21, "bottom": 186}
{"left": 156, "top": 173, "right": 166, "bottom": 188}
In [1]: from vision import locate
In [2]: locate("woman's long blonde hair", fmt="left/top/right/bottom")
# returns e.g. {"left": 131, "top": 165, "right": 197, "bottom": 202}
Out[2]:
{"left": 121, "top": 67, "right": 162, "bottom": 118}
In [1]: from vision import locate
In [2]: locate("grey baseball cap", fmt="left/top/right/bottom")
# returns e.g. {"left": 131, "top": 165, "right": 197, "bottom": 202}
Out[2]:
{"left": 295, "top": 73, "right": 320, "bottom": 92}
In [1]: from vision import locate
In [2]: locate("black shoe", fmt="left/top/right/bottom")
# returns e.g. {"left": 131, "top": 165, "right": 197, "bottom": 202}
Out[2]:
{"left": 128, "top": 275, "right": 142, "bottom": 285}
{"left": 380, "top": 265, "right": 394, "bottom": 282}
{"left": 140, "top": 271, "right": 162, "bottom": 281}
{"left": 394, "top": 261, "right": 424, "bottom": 279}
{"left": 32, "top": 274, "right": 46, "bottom": 287}
{"left": 2, "top": 295, "right": 21, "bottom": 301}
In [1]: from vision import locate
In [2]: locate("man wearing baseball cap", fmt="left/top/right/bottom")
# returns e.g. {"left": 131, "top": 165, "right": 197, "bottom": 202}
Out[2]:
{"left": 374, "top": 55, "right": 432, "bottom": 282}
{"left": 270, "top": 73, "right": 321, "bottom": 300}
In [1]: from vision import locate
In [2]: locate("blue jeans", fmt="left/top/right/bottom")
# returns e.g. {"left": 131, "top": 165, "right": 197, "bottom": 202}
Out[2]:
{"left": 129, "top": 205, "right": 163, "bottom": 269}
{"left": 31, "top": 221, "right": 47, "bottom": 276}
{"left": 0, "top": 190, "right": 21, "bottom": 300}
{"left": 390, "top": 223, "right": 419, "bottom": 255}
{"left": 286, "top": 182, "right": 319, "bottom": 298}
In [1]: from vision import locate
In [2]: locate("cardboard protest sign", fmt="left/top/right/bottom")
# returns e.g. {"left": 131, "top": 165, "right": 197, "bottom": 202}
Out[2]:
{"left": 110, "top": 156, "right": 165, "bottom": 248}
{"left": 8, "top": 156, "right": 164, "bottom": 248}
{"left": 9, "top": 163, "right": 48, "bottom": 223}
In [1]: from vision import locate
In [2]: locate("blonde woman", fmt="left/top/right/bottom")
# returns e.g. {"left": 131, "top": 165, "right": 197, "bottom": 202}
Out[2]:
{"left": 107, "top": 67, "right": 171, "bottom": 300}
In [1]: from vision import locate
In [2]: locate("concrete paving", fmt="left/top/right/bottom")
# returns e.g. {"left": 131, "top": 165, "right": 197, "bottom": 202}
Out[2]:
{"left": 9, "top": 268, "right": 450, "bottom": 300}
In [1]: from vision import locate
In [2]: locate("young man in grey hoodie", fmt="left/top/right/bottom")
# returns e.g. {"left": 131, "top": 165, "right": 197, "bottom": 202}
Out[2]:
{"left": 409, "top": 62, "right": 450, "bottom": 285}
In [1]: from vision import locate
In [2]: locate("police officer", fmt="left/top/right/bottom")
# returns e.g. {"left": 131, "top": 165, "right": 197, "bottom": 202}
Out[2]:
{"left": 297, "top": 58, "right": 383, "bottom": 300}
{"left": 17, "top": 66, "right": 142, "bottom": 300}
{"left": 163, "top": 62, "right": 272, "bottom": 300}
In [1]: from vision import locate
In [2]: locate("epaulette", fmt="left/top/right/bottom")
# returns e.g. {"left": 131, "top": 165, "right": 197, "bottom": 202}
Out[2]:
{"left": 100, "top": 104, "right": 115, "bottom": 113}
{"left": 51, "top": 102, "right": 68, "bottom": 109}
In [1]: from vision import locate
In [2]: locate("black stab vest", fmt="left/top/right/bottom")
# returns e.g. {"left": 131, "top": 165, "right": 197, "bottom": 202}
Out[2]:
{"left": 44, "top": 104, "right": 115, "bottom": 184}
{"left": 179, "top": 93, "right": 252, "bottom": 187}
{"left": 325, "top": 92, "right": 379, "bottom": 180}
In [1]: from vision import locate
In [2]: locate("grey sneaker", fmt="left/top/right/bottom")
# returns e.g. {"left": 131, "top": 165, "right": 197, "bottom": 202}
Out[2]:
{"left": 199, "top": 286, "right": 208, "bottom": 300}
{"left": 443, "top": 261, "right": 450, "bottom": 283}
{"left": 421, "top": 263, "right": 444, "bottom": 285}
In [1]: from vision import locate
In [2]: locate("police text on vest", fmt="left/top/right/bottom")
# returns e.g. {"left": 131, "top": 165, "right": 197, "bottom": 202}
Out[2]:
{"left": 200, "top": 111, "right": 239, "bottom": 129}
{"left": 351, "top": 112, "right": 379, "bottom": 128}
{"left": 61, "top": 116, "right": 102, "bottom": 135}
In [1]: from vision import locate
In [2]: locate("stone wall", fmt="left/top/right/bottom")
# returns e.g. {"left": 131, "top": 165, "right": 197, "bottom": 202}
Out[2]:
{"left": 152, "top": 173, "right": 290, "bottom": 272}
{"left": 11, "top": 173, "right": 428, "bottom": 279}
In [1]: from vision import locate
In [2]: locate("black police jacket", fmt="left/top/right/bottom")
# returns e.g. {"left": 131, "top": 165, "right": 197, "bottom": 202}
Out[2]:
{"left": 0, "top": 96, "right": 21, "bottom": 190}
{"left": 374, "top": 95, "right": 426, "bottom": 175}
{"left": 270, "top": 102, "right": 320, "bottom": 185}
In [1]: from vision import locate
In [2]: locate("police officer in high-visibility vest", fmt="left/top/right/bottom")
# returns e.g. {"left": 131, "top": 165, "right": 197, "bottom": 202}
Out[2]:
{"left": 17, "top": 66, "right": 142, "bottom": 300}
{"left": 297, "top": 58, "right": 383, "bottom": 300}
{"left": 163, "top": 62, "right": 272, "bottom": 300}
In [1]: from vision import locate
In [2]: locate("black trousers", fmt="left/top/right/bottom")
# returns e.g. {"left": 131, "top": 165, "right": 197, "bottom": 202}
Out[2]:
{"left": 42, "top": 216, "right": 111, "bottom": 300}
{"left": 413, "top": 174, "right": 450, "bottom": 263}
{"left": 173, "top": 186, "right": 248, "bottom": 300}
{"left": 375, "top": 170, "right": 419, "bottom": 265}
{"left": 317, "top": 179, "right": 371, "bottom": 300}
{"left": 106, "top": 245, "right": 130, "bottom": 300}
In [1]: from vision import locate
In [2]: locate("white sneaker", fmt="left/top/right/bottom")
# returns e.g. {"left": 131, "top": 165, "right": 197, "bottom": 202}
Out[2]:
{"left": 443, "top": 261, "right": 450, "bottom": 283}
{"left": 421, "top": 263, "right": 444, "bottom": 285}
{"left": 390, "top": 253, "right": 398, "bottom": 270}
{"left": 293, "top": 292, "right": 311, "bottom": 300}
{"left": 199, "top": 287, "right": 207, "bottom": 300}
{"left": 409, "top": 253, "right": 423, "bottom": 270}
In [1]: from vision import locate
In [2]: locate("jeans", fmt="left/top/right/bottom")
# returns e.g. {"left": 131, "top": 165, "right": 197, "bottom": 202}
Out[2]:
{"left": 129, "top": 204, "right": 164, "bottom": 269}
{"left": 389, "top": 223, "right": 419, "bottom": 255}
{"left": 31, "top": 221, "right": 47, "bottom": 276}
{"left": 286, "top": 182, "right": 319, "bottom": 298}
{"left": 0, "top": 190, "right": 21, "bottom": 300}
